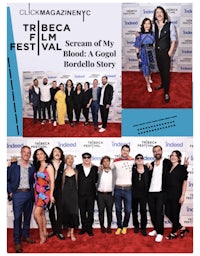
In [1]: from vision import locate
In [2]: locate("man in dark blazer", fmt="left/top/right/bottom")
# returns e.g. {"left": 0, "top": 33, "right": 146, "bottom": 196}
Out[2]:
{"left": 76, "top": 152, "right": 98, "bottom": 236}
{"left": 99, "top": 76, "right": 114, "bottom": 133}
{"left": 147, "top": 145, "right": 172, "bottom": 243}
{"left": 7, "top": 146, "right": 35, "bottom": 253}
{"left": 29, "top": 78, "right": 41, "bottom": 124}
{"left": 90, "top": 79, "right": 101, "bottom": 130}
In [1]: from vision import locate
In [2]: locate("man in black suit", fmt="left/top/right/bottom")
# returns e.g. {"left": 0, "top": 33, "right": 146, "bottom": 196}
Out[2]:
{"left": 29, "top": 78, "right": 41, "bottom": 124}
{"left": 76, "top": 152, "right": 98, "bottom": 236}
{"left": 99, "top": 76, "right": 114, "bottom": 133}
{"left": 7, "top": 146, "right": 35, "bottom": 253}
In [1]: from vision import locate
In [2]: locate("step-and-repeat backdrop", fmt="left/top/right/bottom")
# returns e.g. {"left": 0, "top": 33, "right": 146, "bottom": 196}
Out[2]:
{"left": 122, "top": 3, "right": 192, "bottom": 72}
{"left": 7, "top": 136, "right": 193, "bottom": 229}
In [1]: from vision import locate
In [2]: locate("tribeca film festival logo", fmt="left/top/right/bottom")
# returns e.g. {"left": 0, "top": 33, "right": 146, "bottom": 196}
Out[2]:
{"left": 137, "top": 140, "right": 157, "bottom": 148}
{"left": 19, "top": 3, "right": 91, "bottom": 22}
{"left": 83, "top": 140, "right": 104, "bottom": 149}
{"left": 10, "top": 22, "right": 71, "bottom": 55}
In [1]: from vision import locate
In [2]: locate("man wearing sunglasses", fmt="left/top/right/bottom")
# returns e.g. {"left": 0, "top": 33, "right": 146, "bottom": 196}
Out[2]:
{"left": 76, "top": 153, "right": 98, "bottom": 236}
{"left": 132, "top": 154, "right": 150, "bottom": 236}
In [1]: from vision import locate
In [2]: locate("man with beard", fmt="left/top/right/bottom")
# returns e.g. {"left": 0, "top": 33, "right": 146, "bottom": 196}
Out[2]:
{"left": 147, "top": 145, "right": 171, "bottom": 242}
{"left": 98, "top": 76, "right": 113, "bottom": 133}
{"left": 40, "top": 77, "right": 51, "bottom": 124}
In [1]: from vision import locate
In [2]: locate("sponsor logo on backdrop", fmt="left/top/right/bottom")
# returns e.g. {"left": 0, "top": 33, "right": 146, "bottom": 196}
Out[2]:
{"left": 58, "top": 142, "right": 77, "bottom": 148}
{"left": 137, "top": 140, "right": 157, "bottom": 148}
{"left": 7, "top": 143, "right": 24, "bottom": 148}
{"left": 165, "top": 141, "right": 183, "bottom": 147}
{"left": 180, "top": 17, "right": 192, "bottom": 26}
{"left": 83, "top": 140, "right": 104, "bottom": 149}
{"left": 112, "top": 141, "right": 131, "bottom": 147}
{"left": 122, "top": 8, "right": 139, "bottom": 17}
{"left": 30, "top": 141, "right": 50, "bottom": 149}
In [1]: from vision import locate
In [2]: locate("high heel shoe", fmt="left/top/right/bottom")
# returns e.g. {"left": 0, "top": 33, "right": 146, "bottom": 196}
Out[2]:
{"left": 180, "top": 228, "right": 189, "bottom": 238}
{"left": 71, "top": 235, "right": 76, "bottom": 241}
{"left": 166, "top": 233, "right": 177, "bottom": 240}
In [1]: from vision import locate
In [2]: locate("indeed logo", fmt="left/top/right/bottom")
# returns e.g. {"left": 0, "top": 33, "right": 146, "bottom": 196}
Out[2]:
{"left": 186, "top": 206, "right": 193, "bottom": 212}
{"left": 143, "top": 9, "right": 154, "bottom": 14}
{"left": 58, "top": 142, "right": 76, "bottom": 147}
{"left": 125, "top": 21, "right": 138, "bottom": 26}
{"left": 112, "top": 141, "right": 131, "bottom": 147}
{"left": 7, "top": 143, "right": 24, "bottom": 148}
{"left": 165, "top": 141, "right": 183, "bottom": 147}
{"left": 184, "top": 8, "right": 192, "bottom": 14}
{"left": 183, "top": 30, "right": 192, "bottom": 35}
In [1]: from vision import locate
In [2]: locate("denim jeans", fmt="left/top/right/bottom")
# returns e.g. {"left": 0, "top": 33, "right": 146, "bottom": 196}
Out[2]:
{"left": 114, "top": 187, "right": 132, "bottom": 228}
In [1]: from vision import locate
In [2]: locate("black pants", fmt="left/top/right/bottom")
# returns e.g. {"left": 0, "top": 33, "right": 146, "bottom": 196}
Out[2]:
{"left": 100, "top": 105, "right": 109, "bottom": 129}
{"left": 51, "top": 101, "right": 57, "bottom": 121}
{"left": 148, "top": 192, "right": 164, "bottom": 235}
{"left": 132, "top": 194, "right": 147, "bottom": 229}
{"left": 97, "top": 192, "right": 114, "bottom": 228}
{"left": 165, "top": 196, "right": 182, "bottom": 233}
{"left": 32, "top": 104, "right": 41, "bottom": 122}
{"left": 82, "top": 107, "right": 89, "bottom": 123}
{"left": 74, "top": 105, "right": 82, "bottom": 123}
{"left": 156, "top": 49, "right": 171, "bottom": 94}
{"left": 67, "top": 101, "right": 73, "bottom": 123}
{"left": 79, "top": 195, "right": 95, "bottom": 232}
{"left": 41, "top": 100, "right": 51, "bottom": 120}
{"left": 48, "top": 189, "right": 63, "bottom": 234}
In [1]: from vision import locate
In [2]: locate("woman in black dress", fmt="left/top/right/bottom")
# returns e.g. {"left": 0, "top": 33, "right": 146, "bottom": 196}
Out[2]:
{"left": 62, "top": 155, "right": 79, "bottom": 241}
{"left": 82, "top": 82, "right": 92, "bottom": 126}
{"left": 73, "top": 83, "right": 83, "bottom": 125}
{"left": 165, "top": 150, "right": 189, "bottom": 239}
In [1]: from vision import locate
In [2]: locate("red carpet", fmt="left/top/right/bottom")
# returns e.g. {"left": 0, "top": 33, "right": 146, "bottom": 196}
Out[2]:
{"left": 23, "top": 119, "right": 121, "bottom": 137}
{"left": 7, "top": 227, "right": 193, "bottom": 253}
{"left": 122, "top": 71, "right": 192, "bottom": 108}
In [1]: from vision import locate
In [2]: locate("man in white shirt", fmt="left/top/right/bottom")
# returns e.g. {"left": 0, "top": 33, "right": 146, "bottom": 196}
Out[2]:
{"left": 148, "top": 145, "right": 171, "bottom": 242}
{"left": 40, "top": 77, "right": 51, "bottom": 124}
{"left": 112, "top": 144, "right": 134, "bottom": 235}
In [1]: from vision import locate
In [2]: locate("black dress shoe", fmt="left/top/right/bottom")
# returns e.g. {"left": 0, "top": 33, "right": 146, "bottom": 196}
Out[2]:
{"left": 164, "top": 94, "right": 170, "bottom": 103}
{"left": 134, "top": 227, "right": 139, "bottom": 233}
{"left": 141, "top": 229, "right": 147, "bottom": 236}
{"left": 79, "top": 229, "right": 86, "bottom": 235}
{"left": 107, "top": 227, "right": 112, "bottom": 234}
{"left": 87, "top": 230, "right": 94, "bottom": 236}
{"left": 101, "top": 226, "right": 106, "bottom": 233}
{"left": 155, "top": 85, "right": 163, "bottom": 90}
{"left": 56, "top": 233, "right": 65, "bottom": 240}
{"left": 48, "top": 232, "right": 56, "bottom": 238}
{"left": 15, "top": 244, "right": 22, "bottom": 253}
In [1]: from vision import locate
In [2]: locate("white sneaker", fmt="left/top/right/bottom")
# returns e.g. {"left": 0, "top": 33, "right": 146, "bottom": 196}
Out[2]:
{"left": 149, "top": 79, "right": 153, "bottom": 83}
{"left": 53, "top": 121, "right": 57, "bottom": 126}
{"left": 155, "top": 234, "right": 163, "bottom": 242}
{"left": 49, "top": 119, "right": 51, "bottom": 123}
{"left": 41, "top": 120, "right": 46, "bottom": 125}
{"left": 98, "top": 124, "right": 102, "bottom": 128}
{"left": 148, "top": 230, "right": 157, "bottom": 236}
{"left": 147, "top": 84, "right": 152, "bottom": 92}
{"left": 99, "top": 128, "right": 106, "bottom": 133}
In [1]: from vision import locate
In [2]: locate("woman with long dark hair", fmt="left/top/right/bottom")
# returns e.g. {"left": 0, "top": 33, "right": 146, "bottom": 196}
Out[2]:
{"left": 165, "top": 150, "right": 189, "bottom": 239}
{"left": 33, "top": 148, "right": 55, "bottom": 244}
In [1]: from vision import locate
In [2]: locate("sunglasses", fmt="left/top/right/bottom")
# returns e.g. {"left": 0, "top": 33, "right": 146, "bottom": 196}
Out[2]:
{"left": 136, "top": 157, "right": 143, "bottom": 160}
{"left": 83, "top": 156, "right": 91, "bottom": 159}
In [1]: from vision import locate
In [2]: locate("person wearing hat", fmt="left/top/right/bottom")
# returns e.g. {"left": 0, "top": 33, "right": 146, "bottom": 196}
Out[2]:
{"left": 76, "top": 153, "right": 98, "bottom": 236}
{"left": 132, "top": 154, "right": 150, "bottom": 236}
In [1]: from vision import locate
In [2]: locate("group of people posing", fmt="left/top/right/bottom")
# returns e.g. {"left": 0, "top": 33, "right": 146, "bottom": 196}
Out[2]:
{"left": 7, "top": 144, "right": 189, "bottom": 253}
{"left": 29, "top": 75, "right": 114, "bottom": 133}
{"left": 134, "top": 6, "right": 177, "bottom": 103}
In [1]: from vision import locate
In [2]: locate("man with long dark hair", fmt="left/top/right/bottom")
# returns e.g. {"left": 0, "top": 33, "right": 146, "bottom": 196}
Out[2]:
{"left": 153, "top": 6, "right": 177, "bottom": 103}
